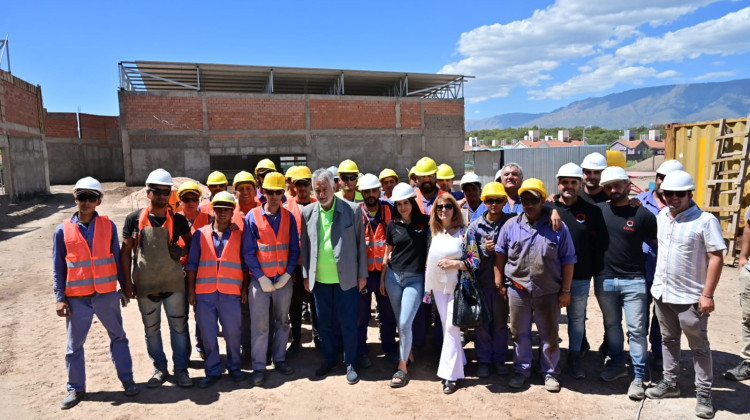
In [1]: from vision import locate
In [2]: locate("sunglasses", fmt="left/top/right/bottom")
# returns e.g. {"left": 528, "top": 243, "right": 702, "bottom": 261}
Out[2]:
{"left": 520, "top": 196, "right": 542, "bottom": 205}
{"left": 76, "top": 194, "right": 99, "bottom": 203}
{"left": 208, "top": 184, "right": 224, "bottom": 189}
{"left": 294, "top": 180, "right": 311, "bottom": 187}
{"left": 265, "top": 189, "right": 285, "bottom": 196}
{"left": 180, "top": 197, "right": 199, "bottom": 203}
{"left": 484, "top": 198, "right": 505, "bottom": 205}
{"left": 149, "top": 188, "right": 172, "bottom": 197}
{"left": 257, "top": 171, "right": 272, "bottom": 177}
{"left": 663, "top": 190, "right": 688, "bottom": 198}
{"left": 435, "top": 203, "right": 454, "bottom": 211}
{"left": 340, "top": 175, "right": 358, "bottom": 182}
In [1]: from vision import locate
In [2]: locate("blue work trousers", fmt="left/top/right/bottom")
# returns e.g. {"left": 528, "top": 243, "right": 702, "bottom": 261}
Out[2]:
{"left": 196, "top": 291, "right": 242, "bottom": 376}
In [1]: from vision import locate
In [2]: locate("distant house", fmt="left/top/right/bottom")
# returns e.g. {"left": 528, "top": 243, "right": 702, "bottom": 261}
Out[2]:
{"left": 610, "top": 139, "right": 665, "bottom": 160}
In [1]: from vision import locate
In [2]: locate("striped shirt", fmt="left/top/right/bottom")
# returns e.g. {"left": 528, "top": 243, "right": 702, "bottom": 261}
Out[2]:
{"left": 652, "top": 204, "right": 725, "bottom": 304}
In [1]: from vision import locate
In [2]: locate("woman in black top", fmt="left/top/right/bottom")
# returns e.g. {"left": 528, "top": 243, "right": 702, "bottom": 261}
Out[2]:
{"left": 380, "top": 183, "right": 429, "bottom": 388}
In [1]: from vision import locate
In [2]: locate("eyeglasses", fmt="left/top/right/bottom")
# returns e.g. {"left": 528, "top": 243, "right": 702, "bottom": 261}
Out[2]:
{"left": 340, "top": 175, "right": 358, "bottom": 182}
{"left": 207, "top": 184, "right": 224, "bottom": 189}
{"left": 180, "top": 197, "right": 199, "bottom": 203}
{"left": 663, "top": 190, "right": 688, "bottom": 198}
{"left": 149, "top": 188, "right": 172, "bottom": 197}
{"left": 520, "top": 196, "right": 542, "bottom": 205}
{"left": 435, "top": 203, "right": 454, "bottom": 211}
{"left": 484, "top": 198, "right": 505, "bottom": 205}
{"left": 265, "top": 189, "right": 285, "bottom": 196}
{"left": 76, "top": 194, "right": 99, "bottom": 203}
{"left": 294, "top": 180, "right": 311, "bottom": 187}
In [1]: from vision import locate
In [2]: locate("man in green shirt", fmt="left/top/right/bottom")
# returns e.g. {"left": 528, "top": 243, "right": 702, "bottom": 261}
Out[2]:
{"left": 300, "top": 168, "right": 368, "bottom": 385}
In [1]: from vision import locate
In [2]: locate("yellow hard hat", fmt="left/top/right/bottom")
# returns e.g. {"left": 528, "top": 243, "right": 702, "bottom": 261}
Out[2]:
{"left": 606, "top": 150, "right": 626, "bottom": 168}
{"left": 292, "top": 166, "right": 312, "bottom": 182}
{"left": 262, "top": 172, "right": 286, "bottom": 190}
{"left": 436, "top": 164, "right": 455, "bottom": 180}
{"left": 378, "top": 168, "right": 399, "bottom": 182}
{"left": 408, "top": 166, "right": 417, "bottom": 178}
{"left": 255, "top": 158, "right": 277, "bottom": 174}
{"left": 211, "top": 191, "right": 236, "bottom": 209}
{"left": 206, "top": 171, "right": 228, "bottom": 186}
{"left": 413, "top": 157, "right": 438, "bottom": 176}
{"left": 480, "top": 182, "right": 507, "bottom": 202}
{"left": 285, "top": 165, "right": 298, "bottom": 180}
{"left": 518, "top": 178, "right": 547, "bottom": 199}
{"left": 177, "top": 181, "right": 202, "bottom": 198}
{"left": 232, "top": 171, "right": 257, "bottom": 189}
{"left": 338, "top": 159, "right": 359, "bottom": 175}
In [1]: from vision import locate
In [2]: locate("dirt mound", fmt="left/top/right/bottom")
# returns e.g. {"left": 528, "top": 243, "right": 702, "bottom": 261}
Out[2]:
{"left": 113, "top": 177, "right": 210, "bottom": 212}
{"left": 628, "top": 155, "right": 664, "bottom": 171}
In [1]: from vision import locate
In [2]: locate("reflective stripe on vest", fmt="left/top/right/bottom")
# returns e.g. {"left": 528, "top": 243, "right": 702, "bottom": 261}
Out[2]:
{"left": 63, "top": 216, "right": 118, "bottom": 296}
{"left": 252, "top": 206, "right": 291, "bottom": 277}
{"left": 195, "top": 226, "right": 243, "bottom": 295}
{"left": 138, "top": 207, "right": 174, "bottom": 245}
{"left": 362, "top": 203, "right": 391, "bottom": 272}
{"left": 414, "top": 189, "right": 447, "bottom": 214}
{"left": 284, "top": 197, "right": 315, "bottom": 265}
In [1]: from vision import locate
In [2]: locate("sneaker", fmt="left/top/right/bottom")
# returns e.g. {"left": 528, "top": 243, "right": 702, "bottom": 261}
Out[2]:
{"left": 357, "top": 354, "right": 373, "bottom": 369}
{"left": 198, "top": 375, "right": 221, "bottom": 389}
{"left": 627, "top": 379, "right": 645, "bottom": 400}
{"left": 724, "top": 360, "right": 750, "bottom": 381}
{"left": 645, "top": 379, "right": 680, "bottom": 399}
{"left": 60, "top": 390, "right": 85, "bottom": 410}
{"left": 494, "top": 362, "right": 510, "bottom": 376}
{"left": 508, "top": 372, "right": 526, "bottom": 389}
{"left": 695, "top": 392, "right": 715, "bottom": 419}
{"left": 122, "top": 380, "right": 140, "bottom": 396}
{"left": 346, "top": 364, "right": 360, "bottom": 385}
{"left": 567, "top": 352, "right": 585, "bottom": 379}
{"left": 175, "top": 370, "right": 193, "bottom": 388}
{"left": 146, "top": 369, "right": 168, "bottom": 388}
{"left": 315, "top": 361, "right": 337, "bottom": 377}
{"left": 476, "top": 363, "right": 491, "bottom": 378}
{"left": 274, "top": 361, "right": 294, "bottom": 375}
{"left": 252, "top": 370, "right": 266, "bottom": 386}
{"left": 600, "top": 366, "right": 628, "bottom": 382}
{"left": 544, "top": 374, "right": 561, "bottom": 392}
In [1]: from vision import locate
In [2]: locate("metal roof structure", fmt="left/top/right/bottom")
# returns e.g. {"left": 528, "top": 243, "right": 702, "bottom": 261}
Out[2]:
{"left": 119, "top": 61, "right": 470, "bottom": 99}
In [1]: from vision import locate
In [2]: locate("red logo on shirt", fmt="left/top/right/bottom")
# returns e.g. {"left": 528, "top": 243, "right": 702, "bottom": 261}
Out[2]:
{"left": 575, "top": 213, "right": 586, "bottom": 223}
{"left": 624, "top": 220, "right": 635, "bottom": 231}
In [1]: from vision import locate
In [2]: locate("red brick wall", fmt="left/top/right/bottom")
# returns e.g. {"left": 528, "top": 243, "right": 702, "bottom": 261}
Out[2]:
{"left": 309, "top": 99, "right": 396, "bottom": 129}
{"left": 400, "top": 102, "right": 422, "bottom": 129}
{"left": 79, "top": 113, "right": 119, "bottom": 141}
{"left": 3, "top": 78, "right": 41, "bottom": 136}
{"left": 424, "top": 102, "right": 464, "bottom": 116}
{"left": 207, "top": 98, "right": 305, "bottom": 130}
{"left": 124, "top": 96, "right": 203, "bottom": 130}
{"left": 45, "top": 112, "right": 78, "bottom": 138}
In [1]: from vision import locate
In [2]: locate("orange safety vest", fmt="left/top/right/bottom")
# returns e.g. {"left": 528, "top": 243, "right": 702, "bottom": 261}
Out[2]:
{"left": 62, "top": 216, "right": 118, "bottom": 296}
{"left": 362, "top": 203, "right": 391, "bottom": 272}
{"left": 199, "top": 198, "right": 214, "bottom": 217}
{"left": 195, "top": 225, "right": 243, "bottom": 295}
{"left": 177, "top": 211, "right": 210, "bottom": 266}
{"left": 414, "top": 189, "right": 447, "bottom": 214}
{"left": 138, "top": 207, "right": 175, "bottom": 244}
{"left": 252, "top": 206, "right": 291, "bottom": 278}
{"left": 284, "top": 196, "right": 317, "bottom": 236}
{"left": 231, "top": 202, "right": 259, "bottom": 232}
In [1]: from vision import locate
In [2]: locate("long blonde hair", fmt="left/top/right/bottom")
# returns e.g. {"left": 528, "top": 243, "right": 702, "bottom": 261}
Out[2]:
{"left": 429, "top": 193, "right": 464, "bottom": 234}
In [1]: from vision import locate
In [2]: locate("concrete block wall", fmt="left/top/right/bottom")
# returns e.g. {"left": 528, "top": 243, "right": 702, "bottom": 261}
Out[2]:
{"left": 44, "top": 112, "right": 124, "bottom": 184}
{"left": 0, "top": 70, "right": 50, "bottom": 200}
{"left": 120, "top": 90, "right": 465, "bottom": 185}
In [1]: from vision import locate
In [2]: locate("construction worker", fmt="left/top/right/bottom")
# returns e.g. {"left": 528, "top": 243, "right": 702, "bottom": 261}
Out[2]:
{"left": 408, "top": 166, "right": 418, "bottom": 188}
{"left": 121, "top": 168, "right": 194, "bottom": 388}
{"left": 336, "top": 159, "right": 364, "bottom": 203}
{"left": 495, "top": 163, "right": 524, "bottom": 214}
{"left": 467, "top": 182, "right": 513, "bottom": 378}
{"left": 255, "top": 158, "right": 278, "bottom": 199}
{"left": 580, "top": 152, "right": 609, "bottom": 203}
{"left": 243, "top": 172, "right": 300, "bottom": 386}
{"left": 643, "top": 170, "right": 725, "bottom": 419}
{"left": 201, "top": 171, "right": 229, "bottom": 214}
{"left": 357, "top": 173, "right": 399, "bottom": 367}
{"left": 285, "top": 166, "right": 298, "bottom": 199}
{"left": 284, "top": 166, "right": 319, "bottom": 356}
{"left": 495, "top": 178, "right": 576, "bottom": 392}
{"left": 232, "top": 171, "right": 260, "bottom": 230}
{"left": 413, "top": 157, "right": 447, "bottom": 214}
{"left": 436, "top": 164, "right": 464, "bottom": 201}
{"left": 327, "top": 166, "right": 341, "bottom": 193}
{"left": 458, "top": 172, "right": 486, "bottom": 224}
{"left": 596, "top": 166, "right": 656, "bottom": 400}
{"left": 186, "top": 191, "right": 249, "bottom": 388}
{"left": 725, "top": 201, "right": 750, "bottom": 382}
{"left": 379, "top": 168, "right": 399, "bottom": 203}
{"left": 53, "top": 177, "right": 139, "bottom": 409}
{"left": 548, "top": 163, "right": 607, "bottom": 379}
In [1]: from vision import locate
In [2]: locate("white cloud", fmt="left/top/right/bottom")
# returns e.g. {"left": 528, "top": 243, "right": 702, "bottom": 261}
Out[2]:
{"left": 473, "top": 110, "right": 481, "bottom": 114}
{"left": 694, "top": 70, "right": 738, "bottom": 80}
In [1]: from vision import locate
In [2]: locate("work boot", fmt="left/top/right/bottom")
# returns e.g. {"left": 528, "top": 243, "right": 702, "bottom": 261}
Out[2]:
{"left": 567, "top": 352, "right": 585, "bottom": 379}
{"left": 695, "top": 392, "right": 715, "bottom": 419}
{"left": 274, "top": 361, "right": 294, "bottom": 375}
{"left": 122, "top": 380, "right": 140, "bottom": 396}
{"left": 494, "top": 361, "right": 510, "bottom": 376}
{"left": 508, "top": 372, "right": 526, "bottom": 389}
{"left": 476, "top": 363, "right": 490, "bottom": 378}
{"left": 724, "top": 360, "right": 750, "bottom": 381}
{"left": 146, "top": 369, "right": 168, "bottom": 388}
{"left": 60, "top": 390, "right": 85, "bottom": 410}
{"left": 198, "top": 375, "right": 221, "bottom": 389}
{"left": 174, "top": 370, "right": 193, "bottom": 388}
{"left": 645, "top": 379, "right": 680, "bottom": 399}
{"left": 600, "top": 366, "right": 628, "bottom": 382}
{"left": 252, "top": 370, "right": 266, "bottom": 386}
{"left": 627, "top": 378, "right": 645, "bottom": 400}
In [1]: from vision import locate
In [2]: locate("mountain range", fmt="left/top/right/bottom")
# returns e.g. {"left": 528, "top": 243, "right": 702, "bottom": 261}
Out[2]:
{"left": 466, "top": 79, "right": 750, "bottom": 131}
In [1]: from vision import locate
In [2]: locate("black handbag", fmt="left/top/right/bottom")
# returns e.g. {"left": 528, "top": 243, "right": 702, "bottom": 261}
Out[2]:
{"left": 452, "top": 259, "right": 492, "bottom": 328}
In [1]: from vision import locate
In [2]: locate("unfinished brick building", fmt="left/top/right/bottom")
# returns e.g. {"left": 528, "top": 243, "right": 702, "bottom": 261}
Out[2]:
{"left": 118, "top": 61, "right": 468, "bottom": 185}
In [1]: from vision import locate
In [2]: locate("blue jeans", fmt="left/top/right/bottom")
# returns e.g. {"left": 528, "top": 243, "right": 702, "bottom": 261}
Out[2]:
{"left": 137, "top": 291, "right": 191, "bottom": 372}
{"left": 594, "top": 277, "right": 649, "bottom": 379}
{"left": 248, "top": 276, "right": 294, "bottom": 370}
{"left": 475, "top": 285, "right": 509, "bottom": 363}
{"left": 384, "top": 269, "right": 424, "bottom": 362}
{"left": 66, "top": 292, "right": 133, "bottom": 392}
{"left": 358, "top": 270, "right": 398, "bottom": 356}
{"left": 566, "top": 279, "right": 591, "bottom": 353}
{"left": 313, "top": 282, "right": 358, "bottom": 365}
{"left": 196, "top": 292, "right": 242, "bottom": 376}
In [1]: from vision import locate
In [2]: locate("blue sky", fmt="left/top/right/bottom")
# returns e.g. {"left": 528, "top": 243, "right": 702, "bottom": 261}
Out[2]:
{"left": 2, "top": 0, "right": 748, "bottom": 119}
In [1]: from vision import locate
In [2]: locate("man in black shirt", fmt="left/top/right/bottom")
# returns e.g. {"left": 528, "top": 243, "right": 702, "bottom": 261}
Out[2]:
{"left": 595, "top": 166, "right": 657, "bottom": 401}
{"left": 121, "top": 169, "right": 194, "bottom": 388}
{"left": 580, "top": 152, "right": 609, "bottom": 204}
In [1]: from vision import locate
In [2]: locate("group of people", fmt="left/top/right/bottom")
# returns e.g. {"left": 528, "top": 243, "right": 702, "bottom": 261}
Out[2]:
{"left": 52, "top": 153, "right": 750, "bottom": 419}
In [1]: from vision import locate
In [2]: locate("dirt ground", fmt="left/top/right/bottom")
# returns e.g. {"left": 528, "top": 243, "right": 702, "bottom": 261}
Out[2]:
{"left": 0, "top": 182, "right": 748, "bottom": 420}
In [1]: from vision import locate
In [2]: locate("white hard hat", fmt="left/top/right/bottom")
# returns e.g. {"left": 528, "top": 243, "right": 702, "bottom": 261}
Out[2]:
{"left": 145, "top": 168, "right": 174, "bottom": 186}
{"left": 656, "top": 159, "right": 685, "bottom": 176}
{"left": 327, "top": 166, "right": 339, "bottom": 180}
{"left": 73, "top": 176, "right": 103, "bottom": 196}
{"left": 661, "top": 170, "right": 695, "bottom": 191}
{"left": 600, "top": 166, "right": 630, "bottom": 186}
{"left": 494, "top": 169, "right": 503, "bottom": 182}
{"left": 581, "top": 152, "right": 607, "bottom": 170}
{"left": 358, "top": 173, "right": 381, "bottom": 190}
{"left": 460, "top": 172, "right": 481, "bottom": 186}
{"left": 391, "top": 183, "right": 416, "bottom": 201}
{"left": 556, "top": 162, "right": 583, "bottom": 179}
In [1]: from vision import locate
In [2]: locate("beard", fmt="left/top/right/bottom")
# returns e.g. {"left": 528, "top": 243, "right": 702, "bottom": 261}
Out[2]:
{"left": 419, "top": 181, "right": 435, "bottom": 195}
